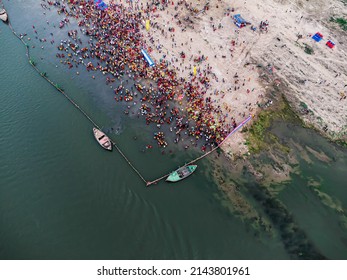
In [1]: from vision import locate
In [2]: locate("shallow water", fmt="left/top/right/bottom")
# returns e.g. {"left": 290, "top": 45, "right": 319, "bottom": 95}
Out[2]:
{"left": 0, "top": 0, "right": 346, "bottom": 260}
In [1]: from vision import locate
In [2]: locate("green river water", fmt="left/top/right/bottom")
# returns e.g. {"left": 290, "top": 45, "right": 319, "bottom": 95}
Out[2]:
{"left": 0, "top": 0, "right": 346, "bottom": 259}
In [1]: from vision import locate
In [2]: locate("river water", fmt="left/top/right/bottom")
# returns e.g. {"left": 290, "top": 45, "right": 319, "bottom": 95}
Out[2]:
{"left": 0, "top": 0, "right": 346, "bottom": 259}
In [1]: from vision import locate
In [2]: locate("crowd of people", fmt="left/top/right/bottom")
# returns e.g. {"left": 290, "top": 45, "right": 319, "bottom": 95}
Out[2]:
{"left": 45, "top": 0, "right": 241, "bottom": 150}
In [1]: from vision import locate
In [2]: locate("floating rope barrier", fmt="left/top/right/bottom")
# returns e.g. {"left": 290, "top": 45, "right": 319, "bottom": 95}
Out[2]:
{"left": 3, "top": 3, "right": 252, "bottom": 187}
{"left": 9, "top": 25, "right": 100, "bottom": 128}
{"left": 111, "top": 141, "right": 148, "bottom": 184}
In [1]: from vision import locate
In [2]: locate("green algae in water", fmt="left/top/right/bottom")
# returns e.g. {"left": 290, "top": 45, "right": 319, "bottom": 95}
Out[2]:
{"left": 245, "top": 96, "right": 300, "bottom": 153}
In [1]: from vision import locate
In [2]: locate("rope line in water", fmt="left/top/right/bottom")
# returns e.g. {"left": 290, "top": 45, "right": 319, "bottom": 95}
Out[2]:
{"left": 111, "top": 141, "right": 147, "bottom": 184}
{"left": 9, "top": 24, "right": 99, "bottom": 128}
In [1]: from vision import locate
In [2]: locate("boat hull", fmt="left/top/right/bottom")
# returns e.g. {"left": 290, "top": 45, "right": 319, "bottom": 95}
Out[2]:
{"left": 93, "top": 128, "right": 112, "bottom": 151}
{"left": 0, "top": 9, "right": 8, "bottom": 23}
{"left": 166, "top": 165, "right": 197, "bottom": 182}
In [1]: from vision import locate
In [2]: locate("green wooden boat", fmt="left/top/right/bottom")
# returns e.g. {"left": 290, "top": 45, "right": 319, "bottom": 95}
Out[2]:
{"left": 166, "top": 165, "right": 197, "bottom": 182}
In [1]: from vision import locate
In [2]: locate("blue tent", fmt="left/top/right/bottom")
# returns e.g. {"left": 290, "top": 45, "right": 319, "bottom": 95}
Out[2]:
{"left": 312, "top": 32, "right": 323, "bottom": 42}
{"left": 233, "top": 14, "right": 249, "bottom": 28}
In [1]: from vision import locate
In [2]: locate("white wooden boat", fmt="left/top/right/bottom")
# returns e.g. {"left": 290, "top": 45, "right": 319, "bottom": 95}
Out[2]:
{"left": 93, "top": 127, "right": 112, "bottom": 151}
{"left": 0, "top": 9, "right": 8, "bottom": 23}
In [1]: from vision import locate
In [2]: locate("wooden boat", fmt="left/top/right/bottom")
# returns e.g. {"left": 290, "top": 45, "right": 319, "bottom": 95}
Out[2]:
{"left": 0, "top": 9, "right": 8, "bottom": 23}
{"left": 166, "top": 165, "right": 197, "bottom": 182}
{"left": 93, "top": 127, "right": 112, "bottom": 151}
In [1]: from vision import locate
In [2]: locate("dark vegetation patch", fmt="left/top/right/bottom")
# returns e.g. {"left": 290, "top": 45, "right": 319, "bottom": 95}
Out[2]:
{"left": 303, "top": 43, "right": 314, "bottom": 54}
{"left": 330, "top": 17, "right": 347, "bottom": 31}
